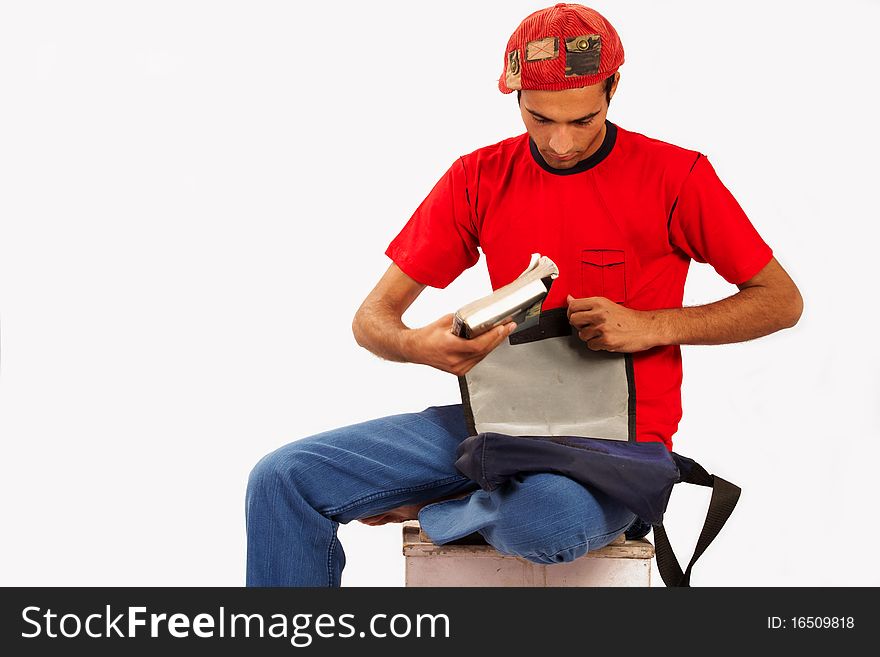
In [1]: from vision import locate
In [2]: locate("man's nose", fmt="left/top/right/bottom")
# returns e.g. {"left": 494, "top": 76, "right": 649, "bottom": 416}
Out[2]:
{"left": 548, "top": 128, "right": 574, "bottom": 155}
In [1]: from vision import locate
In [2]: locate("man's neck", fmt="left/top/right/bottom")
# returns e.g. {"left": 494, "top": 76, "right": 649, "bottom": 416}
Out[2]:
{"left": 576, "top": 121, "right": 607, "bottom": 165}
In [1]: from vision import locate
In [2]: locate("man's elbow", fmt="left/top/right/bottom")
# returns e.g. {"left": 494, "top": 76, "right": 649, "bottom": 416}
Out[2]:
{"left": 351, "top": 308, "right": 369, "bottom": 348}
{"left": 781, "top": 286, "right": 804, "bottom": 329}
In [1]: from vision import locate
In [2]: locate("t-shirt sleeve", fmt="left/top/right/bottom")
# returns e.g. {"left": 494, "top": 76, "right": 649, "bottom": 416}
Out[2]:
{"left": 384, "top": 157, "right": 480, "bottom": 289}
{"left": 668, "top": 154, "right": 773, "bottom": 285}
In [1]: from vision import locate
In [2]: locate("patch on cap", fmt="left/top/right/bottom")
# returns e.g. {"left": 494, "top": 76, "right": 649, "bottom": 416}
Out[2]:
{"left": 505, "top": 49, "right": 522, "bottom": 90}
{"left": 525, "top": 37, "right": 559, "bottom": 62}
{"left": 564, "top": 33, "right": 601, "bottom": 77}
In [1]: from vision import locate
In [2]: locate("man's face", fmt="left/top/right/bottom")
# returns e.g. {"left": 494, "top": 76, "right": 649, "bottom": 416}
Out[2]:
{"left": 519, "top": 74, "right": 619, "bottom": 169}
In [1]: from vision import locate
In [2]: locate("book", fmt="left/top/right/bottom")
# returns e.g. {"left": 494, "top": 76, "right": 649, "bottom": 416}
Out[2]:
{"left": 451, "top": 253, "right": 559, "bottom": 338}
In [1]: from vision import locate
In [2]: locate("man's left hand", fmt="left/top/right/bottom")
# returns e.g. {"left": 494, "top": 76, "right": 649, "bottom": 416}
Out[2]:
{"left": 566, "top": 294, "right": 662, "bottom": 353}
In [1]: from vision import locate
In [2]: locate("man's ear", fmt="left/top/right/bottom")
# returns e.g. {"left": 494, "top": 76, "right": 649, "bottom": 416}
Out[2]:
{"left": 610, "top": 72, "right": 621, "bottom": 101}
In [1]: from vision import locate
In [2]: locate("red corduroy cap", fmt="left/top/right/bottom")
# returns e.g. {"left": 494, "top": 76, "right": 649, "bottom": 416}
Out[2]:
{"left": 499, "top": 3, "right": 624, "bottom": 94}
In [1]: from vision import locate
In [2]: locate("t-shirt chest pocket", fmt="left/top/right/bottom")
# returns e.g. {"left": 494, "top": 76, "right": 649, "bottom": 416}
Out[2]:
{"left": 581, "top": 249, "right": 626, "bottom": 303}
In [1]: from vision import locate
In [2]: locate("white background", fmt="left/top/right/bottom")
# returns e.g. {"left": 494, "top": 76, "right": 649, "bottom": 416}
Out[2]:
{"left": 1, "top": 0, "right": 878, "bottom": 586}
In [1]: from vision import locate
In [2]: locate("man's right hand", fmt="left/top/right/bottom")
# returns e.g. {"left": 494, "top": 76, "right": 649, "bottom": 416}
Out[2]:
{"left": 406, "top": 314, "right": 517, "bottom": 376}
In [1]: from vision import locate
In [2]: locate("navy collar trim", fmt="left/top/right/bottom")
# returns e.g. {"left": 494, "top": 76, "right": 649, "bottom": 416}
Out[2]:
{"left": 529, "top": 120, "right": 618, "bottom": 175}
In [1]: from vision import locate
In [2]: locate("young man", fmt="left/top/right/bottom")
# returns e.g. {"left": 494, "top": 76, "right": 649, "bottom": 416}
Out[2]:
{"left": 245, "top": 3, "right": 802, "bottom": 587}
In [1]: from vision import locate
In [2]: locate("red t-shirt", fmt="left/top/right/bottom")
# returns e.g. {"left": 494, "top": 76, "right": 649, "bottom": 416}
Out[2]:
{"left": 385, "top": 121, "right": 773, "bottom": 450}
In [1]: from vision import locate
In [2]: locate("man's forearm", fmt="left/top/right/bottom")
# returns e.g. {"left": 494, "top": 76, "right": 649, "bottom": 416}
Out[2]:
{"left": 650, "top": 285, "right": 802, "bottom": 347}
{"left": 351, "top": 300, "right": 415, "bottom": 363}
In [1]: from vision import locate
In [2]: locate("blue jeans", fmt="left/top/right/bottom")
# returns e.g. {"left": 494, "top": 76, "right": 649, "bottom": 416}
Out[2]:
{"left": 245, "top": 404, "right": 640, "bottom": 586}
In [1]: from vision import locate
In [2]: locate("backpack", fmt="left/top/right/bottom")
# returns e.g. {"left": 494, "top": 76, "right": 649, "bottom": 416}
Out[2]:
{"left": 456, "top": 308, "right": 740, "bottom": 587}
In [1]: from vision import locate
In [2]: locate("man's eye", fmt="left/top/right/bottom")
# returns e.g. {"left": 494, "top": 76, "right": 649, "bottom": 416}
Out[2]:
{"left": 576, "top": 119, "right": 594, "bottom": 126}
{"left": 534, "top": 118, "right": 551, "bottom": 124}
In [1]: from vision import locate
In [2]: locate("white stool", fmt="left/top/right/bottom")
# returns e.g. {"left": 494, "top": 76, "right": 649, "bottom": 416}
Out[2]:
{"left": 402, "top": 520, "right": 654, "bottom": 587}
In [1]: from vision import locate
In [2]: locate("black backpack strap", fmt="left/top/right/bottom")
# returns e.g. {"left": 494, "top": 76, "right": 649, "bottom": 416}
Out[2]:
{"left": 652, "top": 453, "right": 741, "bottom": 587}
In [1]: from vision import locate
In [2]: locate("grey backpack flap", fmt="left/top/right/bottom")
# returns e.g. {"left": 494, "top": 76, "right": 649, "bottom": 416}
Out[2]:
{"left": 460, "top": 311, "right": 634, "bottom": 441}
{"left": 456, "top": 307, "right": 741, "bottom": 587}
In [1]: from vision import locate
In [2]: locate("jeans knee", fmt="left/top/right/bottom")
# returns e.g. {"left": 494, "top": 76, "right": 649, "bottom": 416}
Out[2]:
{"left": 482, "top": 479, "right": 636, "bottom": 565}
{"left": 247, "top": 447, "right": 301, "bottom": 502}
{"left": 247, "top": 453, "right": 275, "bottom": 507}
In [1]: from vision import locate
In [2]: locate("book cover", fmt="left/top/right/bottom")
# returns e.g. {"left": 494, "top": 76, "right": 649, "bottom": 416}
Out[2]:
{"left": 451, "top": 253, "right": 559, "bottom": 338}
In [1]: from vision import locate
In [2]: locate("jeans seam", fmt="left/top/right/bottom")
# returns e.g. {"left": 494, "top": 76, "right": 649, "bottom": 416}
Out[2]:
{"left": 480, "top": 436, "right": 489, "bottom": 488}
{"left": 321, "top": 474, "right": 468, "bottom": 517}
{"left": 326, "top": 521, "right": 338, "bottom": 587}
{"left": 525, "top": 536, "right": 591, "bottom": 559}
